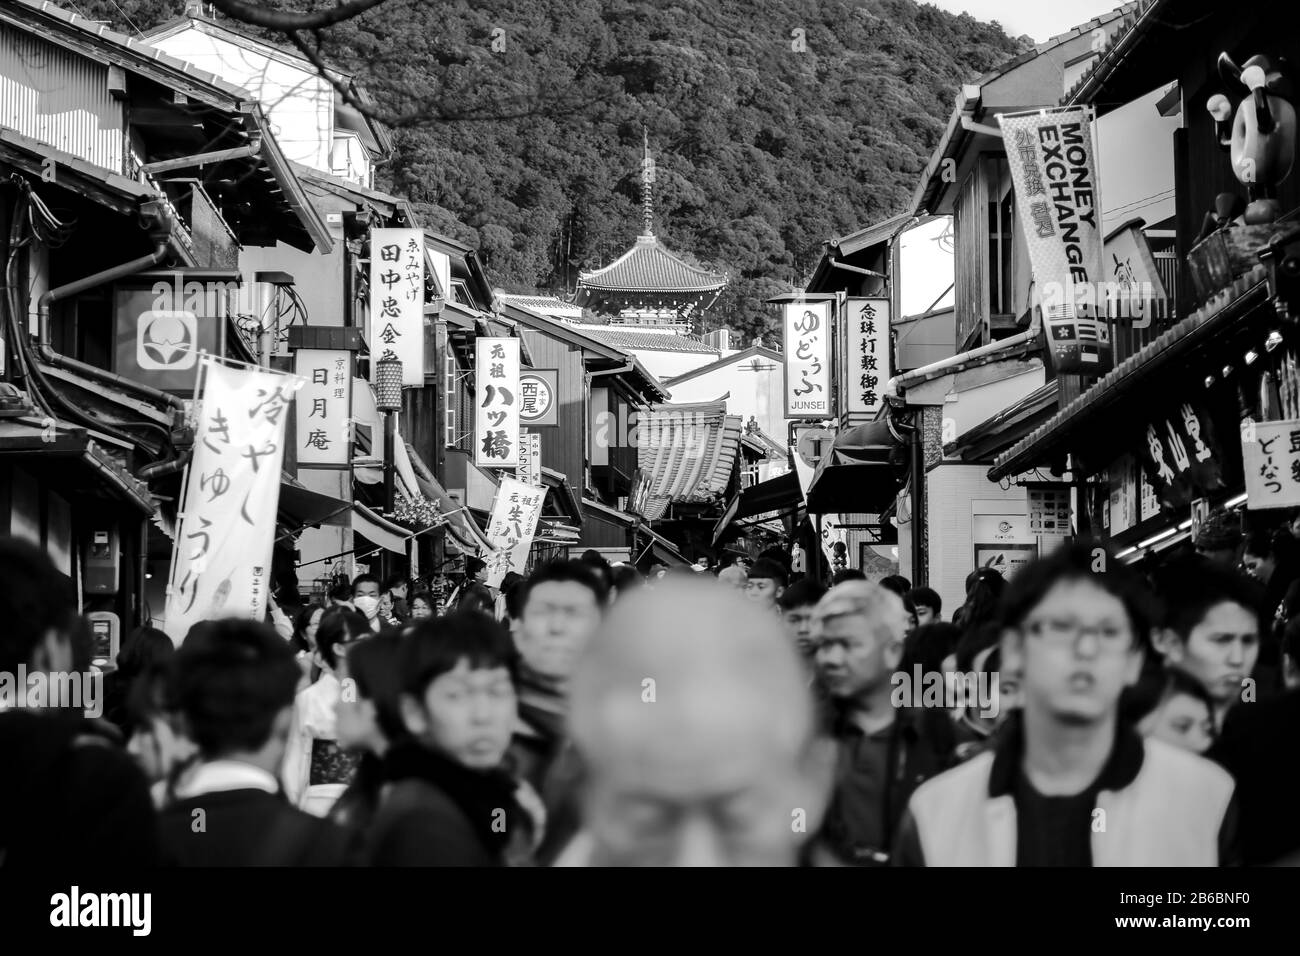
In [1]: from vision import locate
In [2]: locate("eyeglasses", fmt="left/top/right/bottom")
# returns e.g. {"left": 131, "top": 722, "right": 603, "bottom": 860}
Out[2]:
{"left": 1022, "top": 617, "right": 1133, "bottom": 652}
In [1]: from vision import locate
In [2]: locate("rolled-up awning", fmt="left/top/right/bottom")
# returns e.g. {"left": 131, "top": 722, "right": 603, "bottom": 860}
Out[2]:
{"left": 805, "top": 420, "right": 901, "bottom": 515}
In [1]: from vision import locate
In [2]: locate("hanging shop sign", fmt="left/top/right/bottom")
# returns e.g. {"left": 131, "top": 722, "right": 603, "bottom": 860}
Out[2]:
{"left": 474, "top": 337, "right": 520, "bottom": 469}
{"left": 368, "top": 228, "right": 425, "bottom": 385}
{"left": 165, "top": 358, "right": 303, "bottom": 642}
{"left": 294, "top": 349, "right": 352, "bottom": 467}
{"left": 783, "top": 299, "right": 834, "bottom": 418}
{"left": 972, "top": 513, "right": 1039, "bottom": 579}
{"left": 1242, "top": 417, "right": 1300, "bottom": 510}
{"left": 843, "top": 298, "right": 889, "bottom": 417}
{"left": 999, "top": 107, "right": 1110, "bottom": 375}
{"left": 517, "top": 430, "right": 542, "bottom": 487}
{"left": 483, "top": 476, "right": 545, "bottom": 587}
{"left": 519, "top": 369, "right": 558, "bottom": 427}
{"left": 1134, "top": 400, "right": 1224, "bottom": 511}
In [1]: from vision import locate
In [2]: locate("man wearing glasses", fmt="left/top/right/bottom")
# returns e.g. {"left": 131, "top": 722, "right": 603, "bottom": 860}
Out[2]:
{"left": 893, "top": 542, "right": 1237, "bottom": 866}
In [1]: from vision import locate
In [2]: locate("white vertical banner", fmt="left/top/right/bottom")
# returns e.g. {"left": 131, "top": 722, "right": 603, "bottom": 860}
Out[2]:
{"left": 483, "top": 476, "right": 545, "bottom": 587}
{"left": 475, "top": 337, "right": 520, "bottom": 468}
{"left": 518, "top": 430, "right": 542, "bottom": 487}
{"left": 844, "top": 298, "right": 889, "bottom": 417}
{"left": 783, "top": 299, "right": 833, "bottom": 418}
{"left": 369, "top": 228, "right": 425, "bottom": 385}
{"left": 294, "top": 348, "right": 352, "bottom": 467}
{"left": 165, "top": 358, "right": 304, "bottom": 642}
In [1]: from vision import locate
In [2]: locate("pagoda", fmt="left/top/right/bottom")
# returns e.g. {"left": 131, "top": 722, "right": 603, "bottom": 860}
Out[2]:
{"left": 574, "top": 132, "right": 727, "bottom": 329}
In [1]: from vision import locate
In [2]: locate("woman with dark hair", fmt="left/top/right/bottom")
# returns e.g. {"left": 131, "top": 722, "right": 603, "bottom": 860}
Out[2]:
{"left": 291, "top": 604, "right": 325, "bottom": 683}
{"left": 331, "top": 632, "right": 408, "bottom": 831}
{"left": 367, "top": 613, "right": 539, "bottom": 865}
{"left": 952, "top": 568, "right": 1005, "bottom": 633}
{"left": 409, "top": 591, "right": 435, "bottom": 621}
{"left": 104, "top": 626, "right": 174, "bottom": 734}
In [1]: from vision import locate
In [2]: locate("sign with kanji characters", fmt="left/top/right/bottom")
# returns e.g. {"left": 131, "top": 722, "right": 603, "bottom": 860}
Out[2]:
{"left": 517, "top": 430, "right": 542, "bottom": 487}
{"left": 1243, "top": 418, "right": 1300, "bottom": 509}
{"left": 998, "top": 108, "right": 1111, "bottom": 375}
{"left": 844, "top": 298, "right": 889, "bottom": 416}
{"left": 483, "top": 476, "right": 546, "bottom": 587}
{"left": 783, "top": 299, "right": 833, "bottom": 418}
{"left": 164, "top": 358, "right": 303, "bottom": 642}
{"left": 475, "top": 337, "right": 521, "bottom": 468}
{"left": 518, "top": 369, "right": 558, "bottom": 426}
{"left": 368, "top": 228, "right": 424, "bottom": 386}
{"left": 294, "top": 349, "right": 351, "bottom": 467}
{"left": 1134, "top": 400, "right": 1224, "bottom": 511}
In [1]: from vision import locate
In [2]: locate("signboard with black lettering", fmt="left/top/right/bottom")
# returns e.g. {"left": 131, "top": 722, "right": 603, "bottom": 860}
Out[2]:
{"left": 294, "top": 349, "right": 352, "bottom": 468}
{"left": 1242, "top": 418, "right": 1300, "bottom": 510}
{"left": 518, "top": 369, "right": 558, "bottom": 427}
{"left": 783, "top": 299, "right": 833, "bottom": 419}
{"left": 844, "top": 298, "right": 889, "bottom": 417}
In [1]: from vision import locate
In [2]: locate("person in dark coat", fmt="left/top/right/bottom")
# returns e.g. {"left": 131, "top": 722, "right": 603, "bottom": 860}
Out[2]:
{"left": 157, "top": 618, "right": 358, "bottom": 866}
{"left": 367, "top": 612, "right": 536, "bottom": 866}
{"left": 0, "top": 537, "right": 159, "bottom": 868}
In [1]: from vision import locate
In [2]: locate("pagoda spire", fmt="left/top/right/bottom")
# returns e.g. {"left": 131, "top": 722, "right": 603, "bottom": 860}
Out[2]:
{"left": 641, "top": 126, "right": 654, "bottom": 238}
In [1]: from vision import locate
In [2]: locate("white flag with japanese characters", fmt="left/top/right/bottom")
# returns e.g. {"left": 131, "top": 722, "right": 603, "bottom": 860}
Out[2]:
{"left": 164, "top": 358, "right": 304, "bottom": 643}
{"left": 483, "top": 476, "right": 545, "bottom": 587}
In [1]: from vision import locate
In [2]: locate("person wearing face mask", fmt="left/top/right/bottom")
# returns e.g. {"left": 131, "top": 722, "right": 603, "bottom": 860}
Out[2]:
{"left": 351, "top": 574, "right": 383, "bottom": 633}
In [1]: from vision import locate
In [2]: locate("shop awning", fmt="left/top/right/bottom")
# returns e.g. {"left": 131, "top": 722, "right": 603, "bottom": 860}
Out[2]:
{"left": 279, "top": 474, "right": 351, "bottom": 529}
{"left": 990, "top": 268, "right": 1270, "bottom": 481}
{"left": 805, "top": 420, "right": 901, "bottom": 514}
{"left": 0, "top": 418, "right": 154, "bottom": 515}
{"left": 946, "top": 382, "right": 1058, "bottom": 463}
{"left": 712, "top": 470, "right": 802, "bottom": 544}
{"left": 403, "top": 443, "right": 495, "bottom": 556}
{"left": 352, "top": 502, "right": 408, "bottom": 554}
{"left": 635, "top": 524, "right": 692, "bottom": 568}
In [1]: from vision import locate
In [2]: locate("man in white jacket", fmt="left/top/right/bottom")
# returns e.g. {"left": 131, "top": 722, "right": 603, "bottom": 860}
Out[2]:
{"left": 281, "top": 609, "right": 367, "bottom": 817}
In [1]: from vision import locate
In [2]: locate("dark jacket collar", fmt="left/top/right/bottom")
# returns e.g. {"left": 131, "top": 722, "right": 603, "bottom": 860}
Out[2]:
{"left": 382, "top": 741, "right": 523, "bottom": 855}
{"left": 988, "top": 712, "right": 1144, "bottom": 798}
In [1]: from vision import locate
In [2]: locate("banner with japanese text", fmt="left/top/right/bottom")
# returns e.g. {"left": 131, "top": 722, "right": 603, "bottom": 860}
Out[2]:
{"left": 518, "top": 430, "right": 542, "bottom": 487}
{"left": 294, "top": 349, "right": 351, "bottom": 467}
{"left": 844, "top": 298, "right": 889, "bottom": 417}
{"left": 164, "top": 358, "right": 303, "bottom": 642}
{"left": 1243, "top": 418, "right": 1300, "bottom": 510}
{"left": 998, "top": 108, "right": 1110, "bottom": 375}
{"left": 475, "top": 337, "right": 520, "bottom": 468}
{"left": 369, "top": 228, "right": 425, "bottom": 385}
{"left": 783, "top": 299, "right": 833, "bottom": 418}
{"left": 1134, "top": 400, "right": 1224, "bottom": 511}
{"left": 483, "top": 476, "right": 545, "bottom": 587}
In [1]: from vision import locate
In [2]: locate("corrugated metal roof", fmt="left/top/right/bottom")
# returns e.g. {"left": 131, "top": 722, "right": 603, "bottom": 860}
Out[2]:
{"left": 577, "top": 234, "right": 726, "bottom": 293}
{"left": 573, "top": 326, "right": 720, "bottom": 354}
{"left": 990, "top": 267, "right": 1270, "bottom": 481}
{"left": 639, "top": 402, "right": 742, "bottom": 517}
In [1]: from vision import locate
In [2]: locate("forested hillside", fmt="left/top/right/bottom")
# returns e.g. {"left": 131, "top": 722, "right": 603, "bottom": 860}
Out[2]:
{"left": 79, "top": 0, "right": 1028, "bottom": 341}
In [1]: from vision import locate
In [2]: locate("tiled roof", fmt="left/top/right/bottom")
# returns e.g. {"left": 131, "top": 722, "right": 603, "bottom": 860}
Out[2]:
{"left": 990, "top": 267, "right": 1270, "bottom": 481}
{"left": 500, "top": 295, "right": 583, "bottom": 317}
{"left": 577, "top": 234, "right": 726, "bottom": 293}
{"left": 831, "top": 213, "right": 915, "bottom": 256}
{"left": 1062, "top": 0, "right": 1167, "bottom": 106}
{"left": 571, "top": 325, "right": 720, "bottom": 354}
{"left": 640, "top": 402, "right": 742, "bottom": 519}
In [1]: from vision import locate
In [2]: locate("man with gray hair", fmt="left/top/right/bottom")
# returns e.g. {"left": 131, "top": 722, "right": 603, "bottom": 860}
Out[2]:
{"left": 810, "top": 580, "right": 953, "bottom": 866}
{"left": 554, "top": 577, "right": 835, "bottom": 866}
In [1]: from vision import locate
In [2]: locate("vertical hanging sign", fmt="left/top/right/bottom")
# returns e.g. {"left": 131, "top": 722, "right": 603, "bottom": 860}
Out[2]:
{"left": 517, "top": 430, "right": 542, "bottom": 487}
{"left": 369, "top": 228, "right": 425, "bottom": 385}
{"left": 294, "top": 349, "right": 352, "bottom": 467}
{"left": 783, "top": 298, "right": 833, "bottom": 418}
{"left": 475, "top": 337, "right": 520, "bottom": 468}
{"left": 165, "top": 358, "right": 304, "bottom": 642}
{"left": 483, "top": 476, "right": 546, "bottom": 587}
{"left": 844, "top": 298, "right": 889, "bottom": 417}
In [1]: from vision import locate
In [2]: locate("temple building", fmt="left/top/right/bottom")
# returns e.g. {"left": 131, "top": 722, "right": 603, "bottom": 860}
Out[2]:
{"left": 573, "top": 134, "right": 727, "bottom": 329}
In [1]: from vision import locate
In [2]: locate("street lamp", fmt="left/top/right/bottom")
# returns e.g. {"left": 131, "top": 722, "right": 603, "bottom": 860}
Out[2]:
{"left": 375, "top": 350, "right": 403, "bottom": 520}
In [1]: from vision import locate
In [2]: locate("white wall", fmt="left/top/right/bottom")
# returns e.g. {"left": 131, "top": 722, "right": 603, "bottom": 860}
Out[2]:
{"left": 624, "top": 347, "right": 718, "bottom": 382}
{"left": 667, "top": 354, "right": 790, "bottom": 442}
{"left": 1097, "top": 84, "right": 1180, "bottom": 234}
{"left": 927, "top": 463, "right": 1028, "bottom": 620}
{"left": 150, "top": 29, "right": 334, "bottom": 171}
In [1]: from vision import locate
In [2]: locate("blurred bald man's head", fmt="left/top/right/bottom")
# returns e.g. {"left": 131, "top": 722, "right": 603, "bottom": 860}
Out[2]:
{"left": 568, "top": 578, "right": 834, "bottom": 866}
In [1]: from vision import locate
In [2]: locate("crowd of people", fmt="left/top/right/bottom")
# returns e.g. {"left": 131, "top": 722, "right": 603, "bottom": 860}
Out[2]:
{"left": 3, "top": 511, "right": 1299, "bottom": 867}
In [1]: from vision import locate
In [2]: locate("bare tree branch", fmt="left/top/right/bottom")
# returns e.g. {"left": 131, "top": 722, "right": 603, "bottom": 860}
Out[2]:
{"left": 207, "top": 0, "right": 391, "bottom": 31}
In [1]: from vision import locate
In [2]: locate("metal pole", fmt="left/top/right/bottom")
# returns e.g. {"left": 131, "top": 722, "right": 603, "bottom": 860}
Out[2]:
{"left": 384, "top": 410, "right": 396, "bottom": 580}
{"left": 911, "top": 417, "right": 926, "bottom": 586}
{"left": 815, "top": 512, "right": 824, "bottom": 584}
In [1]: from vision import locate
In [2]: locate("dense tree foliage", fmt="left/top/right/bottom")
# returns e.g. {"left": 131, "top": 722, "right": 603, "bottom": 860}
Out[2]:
{"left": 80, "top": 0, "right": 1027, "bottom": 343}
